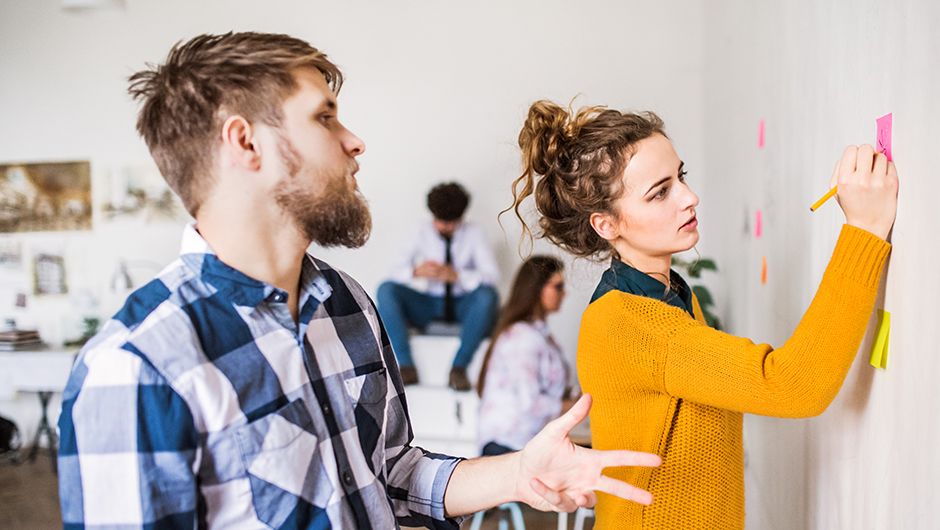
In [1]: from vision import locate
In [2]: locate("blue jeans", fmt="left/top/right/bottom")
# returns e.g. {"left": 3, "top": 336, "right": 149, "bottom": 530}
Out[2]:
{"left": 376, "top": 281, "right": 499, "bottom": 369}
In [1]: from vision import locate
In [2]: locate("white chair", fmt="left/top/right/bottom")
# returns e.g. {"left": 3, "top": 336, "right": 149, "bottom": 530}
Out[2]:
{"left": 573, "top": 507, "right": 594, "bottom": 530}
{"left": 557, "top": 507, "right": 594, "bottom": 530}
{"left": 469, "top": 502, "right": 526, "bottom": 530}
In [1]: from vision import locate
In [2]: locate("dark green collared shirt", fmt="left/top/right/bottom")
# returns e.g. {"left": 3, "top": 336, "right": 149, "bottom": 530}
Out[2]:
{"left": 590, "top": 258, "right": 695, "bottom": 318}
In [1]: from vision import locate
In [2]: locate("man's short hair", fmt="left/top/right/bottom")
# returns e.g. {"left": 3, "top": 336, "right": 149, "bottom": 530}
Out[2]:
{"left": 128, "top": 32, "right": 343, "bottom": 215}
{"left": 426, "top": 182, "right": 470, "bottom": 221}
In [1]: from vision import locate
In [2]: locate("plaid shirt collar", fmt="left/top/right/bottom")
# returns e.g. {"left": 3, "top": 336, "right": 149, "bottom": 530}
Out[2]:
{"left": 178, "top": 222, "right": 333, "bottom": 311}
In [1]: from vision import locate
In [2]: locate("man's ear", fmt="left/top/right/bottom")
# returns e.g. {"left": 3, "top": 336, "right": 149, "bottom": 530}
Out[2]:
{"left": 220, "top": 115, "right": 261, "bottom": 171}
{"left": 589, "top": 211, "right": 619, "bottom": 242}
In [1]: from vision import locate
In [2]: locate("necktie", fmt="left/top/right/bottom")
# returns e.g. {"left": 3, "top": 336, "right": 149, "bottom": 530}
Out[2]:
{"left": 443, "top": 235, "right": 456, "bottom": 322}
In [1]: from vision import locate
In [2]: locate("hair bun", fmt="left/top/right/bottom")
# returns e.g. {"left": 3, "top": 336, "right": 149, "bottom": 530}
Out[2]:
{"left": 519, "top": 100, "right": 572, "bottom": 176}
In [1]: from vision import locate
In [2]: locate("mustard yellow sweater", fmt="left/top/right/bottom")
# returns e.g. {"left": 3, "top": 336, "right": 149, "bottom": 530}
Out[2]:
{"left": 578, "top": 225, "right": 890, "bottom": 529}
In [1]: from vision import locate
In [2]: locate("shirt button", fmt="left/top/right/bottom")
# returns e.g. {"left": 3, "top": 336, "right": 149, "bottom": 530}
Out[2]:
{"left": 272, "top": 292, "right": 285, "bottom": 302}
{"left": 342, "top": 471, "right": 353, "bottom": 485}
{"left": 322, "top": 403, "right": 331, "bottom": 416}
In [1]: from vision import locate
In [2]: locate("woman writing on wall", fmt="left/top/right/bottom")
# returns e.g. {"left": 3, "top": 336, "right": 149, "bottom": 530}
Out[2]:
{"left": 509, "top": 101, "right": 898, "bottom": 529}
{"left": 476, "top": 255, "right": 577, "bottom": 457}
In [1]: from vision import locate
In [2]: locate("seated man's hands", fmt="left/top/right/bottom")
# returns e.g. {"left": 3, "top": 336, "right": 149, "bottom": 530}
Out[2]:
{"left": 414, "top": 261, "right": 458, "bottom": 283}
{"left": 414, "top": 261, "right": 443, "bottom": 279}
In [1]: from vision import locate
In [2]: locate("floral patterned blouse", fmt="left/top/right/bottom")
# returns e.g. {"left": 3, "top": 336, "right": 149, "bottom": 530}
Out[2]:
{"left": 477, "top": 320, "right": 571, "bottom": 452}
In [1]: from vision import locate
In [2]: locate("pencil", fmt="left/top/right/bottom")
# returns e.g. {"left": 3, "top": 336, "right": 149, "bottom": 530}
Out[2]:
{"left": 810, "top": 186, "right": 838, "bottom": 212}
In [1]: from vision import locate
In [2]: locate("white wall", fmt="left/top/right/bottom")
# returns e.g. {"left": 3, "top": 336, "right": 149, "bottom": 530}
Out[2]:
{"left": 8, "top": 2, "right": 936, "bottom": 528}
{"left": 0, "top": 0, "right": 707, "bottom": 441}
{"left": 704, "top": 1, "right": 939, "bottom": 528}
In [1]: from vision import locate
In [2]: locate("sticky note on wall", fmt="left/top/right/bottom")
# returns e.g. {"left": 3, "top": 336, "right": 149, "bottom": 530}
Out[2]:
{"left": 869, "top": 309, "right": 891, "bottom": 369}
{"left": 761, "top": 256, "right": 768, "bottom": 285}
{"left": 758, "top": 119, "right": 766, "bottom": 148}
{"left": 876, "top": 113, "right": 893, "bottom": 161}
{"left": 755, "top": 210, "right": 763, "bottom": 238}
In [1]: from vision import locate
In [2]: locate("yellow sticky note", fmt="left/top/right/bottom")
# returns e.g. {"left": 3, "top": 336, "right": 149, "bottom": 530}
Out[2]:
{"left": 868, "top": 309, "right": 891, "bottom": 369}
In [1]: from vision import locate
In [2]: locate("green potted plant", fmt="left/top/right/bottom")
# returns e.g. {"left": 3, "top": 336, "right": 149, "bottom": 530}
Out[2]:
{"left": 671, "top": 256, "right": 721, "bottom": 330}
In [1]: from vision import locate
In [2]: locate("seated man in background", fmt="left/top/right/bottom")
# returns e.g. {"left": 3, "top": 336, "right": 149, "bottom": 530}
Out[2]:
{"left": 377, "top": 182, "right": 499, "bottom": 390}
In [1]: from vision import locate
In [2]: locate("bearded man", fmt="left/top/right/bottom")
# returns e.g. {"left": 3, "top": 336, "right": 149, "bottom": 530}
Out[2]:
{"left": 56, "top": 32, "right": 660, "bottom": 529}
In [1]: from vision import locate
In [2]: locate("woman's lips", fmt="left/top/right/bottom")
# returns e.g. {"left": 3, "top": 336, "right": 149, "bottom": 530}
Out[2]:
{"left": 680, "top": 217, "right": 698, "bottom": 231}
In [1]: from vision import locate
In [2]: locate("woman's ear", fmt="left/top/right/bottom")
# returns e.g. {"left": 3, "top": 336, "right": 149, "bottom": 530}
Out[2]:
{"left": 220, "top": 115, "right": 261, "bottom": 171}
{"left": 589, "top": 211, "right": 619, "bottom": 241}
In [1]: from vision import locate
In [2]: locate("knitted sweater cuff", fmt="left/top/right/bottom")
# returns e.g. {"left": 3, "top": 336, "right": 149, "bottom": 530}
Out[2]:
{"left": 828, "top": 224, "right": 892, "bottom": 288}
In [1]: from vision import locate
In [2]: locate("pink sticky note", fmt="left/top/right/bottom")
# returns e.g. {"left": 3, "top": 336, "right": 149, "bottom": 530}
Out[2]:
{"left": 876, "top": 113, "right": 893, "bottom": 161}
{"left": 758, "top": 119, "right": 766, "bottom": 148}
{"left": 755, "top": 209, "right": 763, "bottom": 238}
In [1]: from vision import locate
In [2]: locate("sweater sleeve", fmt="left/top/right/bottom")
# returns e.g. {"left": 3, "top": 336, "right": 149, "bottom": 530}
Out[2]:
{"left": 663, "top": 224, "right": 890, "bottom": 417}
{"left": 584, "top": 224, "right": 891, "bottom": 418}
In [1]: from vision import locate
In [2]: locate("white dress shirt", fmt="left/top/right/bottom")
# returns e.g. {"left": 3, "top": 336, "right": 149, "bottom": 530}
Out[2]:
{"left": 389, "top": 220, "right": 499, "bottom": 296}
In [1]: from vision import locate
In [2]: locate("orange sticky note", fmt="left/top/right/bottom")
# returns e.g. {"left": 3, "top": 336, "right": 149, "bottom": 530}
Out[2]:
{"left": 869, "top": 309, "right": 891, "bottom": 369}
{"left": 761, "top": 256, "right": 768, "bottom": 284}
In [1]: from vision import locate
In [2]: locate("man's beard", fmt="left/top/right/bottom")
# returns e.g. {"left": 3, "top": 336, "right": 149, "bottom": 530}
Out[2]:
{"left": 273, "top": 135, "right": 372, "bottom": 248}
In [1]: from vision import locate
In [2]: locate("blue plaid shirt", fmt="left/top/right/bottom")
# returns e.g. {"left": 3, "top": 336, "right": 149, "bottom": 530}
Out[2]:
{"left": 58, "top": 224, "right": 463, "bottom": 529}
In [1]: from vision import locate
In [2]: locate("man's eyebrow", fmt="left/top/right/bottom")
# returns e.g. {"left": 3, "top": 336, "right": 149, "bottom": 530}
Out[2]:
{"left": 313, "top": 99, "right": 337, "bottom": 112}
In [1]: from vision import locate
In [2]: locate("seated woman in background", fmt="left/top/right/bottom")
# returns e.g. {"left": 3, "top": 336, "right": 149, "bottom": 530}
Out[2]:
{"left": 476, "top": 255, "right": 576, "bottom": 457}
{"left": 509, "top": 100, "right": 898, "bottom": 529}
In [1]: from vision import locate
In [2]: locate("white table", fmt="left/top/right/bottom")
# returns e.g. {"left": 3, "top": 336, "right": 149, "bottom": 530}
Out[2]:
{"left": 0, "top": 348, "right": 76, "bottom": 469}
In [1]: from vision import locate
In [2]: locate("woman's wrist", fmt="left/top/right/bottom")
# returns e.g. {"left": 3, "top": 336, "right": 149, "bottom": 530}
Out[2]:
{"left": 845, "top": 221, "right": 889, "bottom": 241}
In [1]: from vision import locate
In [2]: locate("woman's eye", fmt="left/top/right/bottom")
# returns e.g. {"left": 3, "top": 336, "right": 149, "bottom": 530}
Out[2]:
{"left": 656, "top": 186, "right": 669, "bottom": 200}
{"left": 678, "top": 170, "right": 688, "bottom": 182}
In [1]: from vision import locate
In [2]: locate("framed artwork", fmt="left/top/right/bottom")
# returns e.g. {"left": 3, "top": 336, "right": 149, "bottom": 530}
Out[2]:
{"left": 33, "top": 253, "right": 67, "bottom": 295}
{"left": 0, "top": 161, "right": 92, "bottom": 233}
{"left": 101, "top": 165, "right": 183, "bottom": 222}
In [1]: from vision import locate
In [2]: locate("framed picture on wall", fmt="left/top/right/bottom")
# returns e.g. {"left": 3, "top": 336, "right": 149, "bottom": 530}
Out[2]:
{"left": 33, "top": 253, "right": 67, "bottom": 295}
{"left": 0, "top": 161, "right": 92, "bottom": 233}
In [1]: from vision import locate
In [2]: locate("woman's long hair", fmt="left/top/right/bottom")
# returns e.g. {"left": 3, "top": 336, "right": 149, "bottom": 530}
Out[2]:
{"left": 476, "top": 255, "right": 564, "bottom": 396}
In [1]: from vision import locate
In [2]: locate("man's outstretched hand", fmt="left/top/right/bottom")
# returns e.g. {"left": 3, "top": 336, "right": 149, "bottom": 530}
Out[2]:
{"left": 515, "top": 394, "right": 661, "bottom": 512}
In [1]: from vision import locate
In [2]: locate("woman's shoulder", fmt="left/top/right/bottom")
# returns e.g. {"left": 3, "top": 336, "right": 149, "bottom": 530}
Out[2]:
{"left": 583, "top": 290, "right": 696, "bottom": 334}
{"left": 498, "top": 320, "right": 545, "bottom": 342}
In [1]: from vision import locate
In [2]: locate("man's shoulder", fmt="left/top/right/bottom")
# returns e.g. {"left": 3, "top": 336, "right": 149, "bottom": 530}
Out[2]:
{"left": 309, "top": 256, "right": 375, "bottom": 310}
{"left": 109, "top": 258, "right": 203, "bottom": 326}
{"left": 456, "top": 221, "right": 490, "bottom": 244}
{"left": 78, "top": 259, "right": 212, "bottom": 384}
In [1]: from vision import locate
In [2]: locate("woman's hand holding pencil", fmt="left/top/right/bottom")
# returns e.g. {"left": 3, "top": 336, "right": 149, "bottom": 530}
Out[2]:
{"left": 814, "top": 145, "right": 898, "bottom": 240}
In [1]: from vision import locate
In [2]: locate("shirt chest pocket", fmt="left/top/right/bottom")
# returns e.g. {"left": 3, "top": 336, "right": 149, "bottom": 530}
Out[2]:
{"left": 343, "top": 367, "right": 388, "bottom": 405}
{"left": 342, "top": 367, "right": 388, "bottom": 473}
{"left": 234, "top": 398, "right": 333, "bottom": 528}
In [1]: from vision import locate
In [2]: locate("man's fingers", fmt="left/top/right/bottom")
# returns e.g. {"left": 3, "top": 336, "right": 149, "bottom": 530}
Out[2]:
{"left": 529, "top": 478, "right": 562, "bottom": 511}
{"left": 529, "top": 478, "right": 578, "bottom": 512}
{"left": 574, "top": 492, "right": 594, "bottom": 508}
{"left": 583, "top": 491, "right": 598, "bottom": 508}
{"left": 596, "top": 448, "right": 662, "bottom": 469}
{"left": 546, "top": 393, "right": 591, "bottom": 436}
{"left": 595, "top": 475, "right": 654, "bottom": 506}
